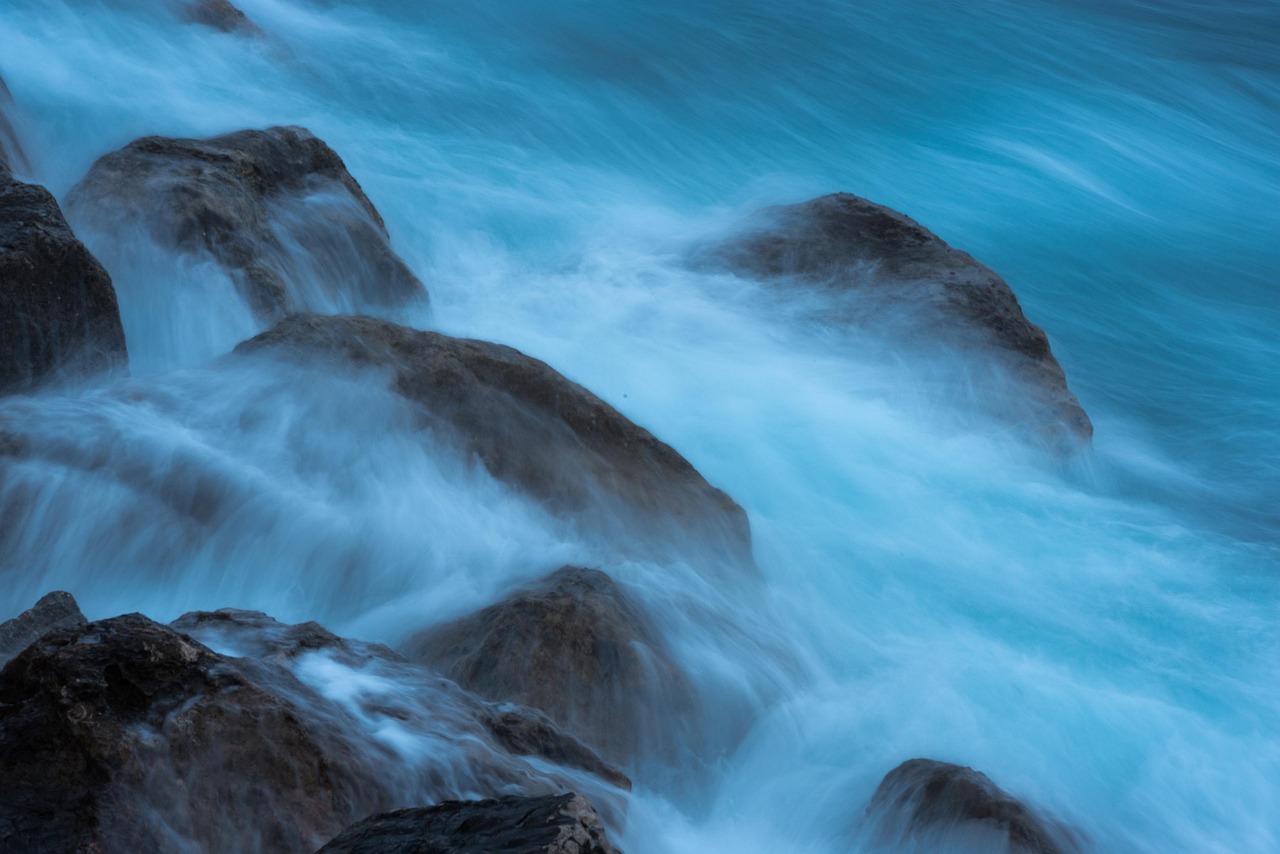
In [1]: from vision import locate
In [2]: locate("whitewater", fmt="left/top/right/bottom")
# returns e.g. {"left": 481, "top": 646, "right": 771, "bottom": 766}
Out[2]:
{"left": 1, "top": 0, "right": 1278, "bottom": 851}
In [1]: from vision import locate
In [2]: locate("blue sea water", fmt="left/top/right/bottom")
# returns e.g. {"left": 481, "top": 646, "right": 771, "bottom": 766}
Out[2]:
{"left": 1, "top": 0, "right": 1277, "bottom": 851}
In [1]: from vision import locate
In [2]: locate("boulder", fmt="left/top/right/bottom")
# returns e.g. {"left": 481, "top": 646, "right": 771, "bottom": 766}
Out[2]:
{"left": 234, "top": 314, "right": 751, "bottom": 563}
{"left": 865, "top": 759, "right": 1081, "bottom": 854}
{"left": 1, "top": 175, "right": 129, "bottom": 393}
{"left": 183, "top": 0, "right": 261, "bottom": 34}
{"left": 0, "top": 608, "right": 628, "bottom": 854}
{"left": 695, "top": 193, "right": 1091, "bottom": 444}
{"left": 0, "top": 591, "right": 85, "bottom": 667}
{"left": 404, "top": 566, "right": 691, "bottom": 765}
{"left": 317, "top": 793, "right": 619, "bottom": 854}
{"left": 67, "top": 126, "right": 425, "bottom": 320}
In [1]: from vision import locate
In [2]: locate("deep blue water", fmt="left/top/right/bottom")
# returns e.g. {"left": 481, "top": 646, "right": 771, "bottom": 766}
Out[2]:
{"left": 1, "top": 1, "right": 1277, "bottom": 851}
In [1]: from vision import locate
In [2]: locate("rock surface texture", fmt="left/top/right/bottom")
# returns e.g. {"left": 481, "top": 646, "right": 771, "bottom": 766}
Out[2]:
{"left": 67, "top": 126, "right": 425, "bottom": 320}
{"left": 0, "top": 591, "right": 85, "bottom": 667}
{"left": 0, "top": 174, "right": 129, "bottom": 393}
{"left": 236, "top": 314, "right": 751, "bottom": 562}
{"left": 405, "top": 566, "right": 691, "bottom": 764}
{"left": 866, "top": 759, "right": 1081, "bottom": 854}
{"left": 697, "top": 193, "right": 1091, "bottom": 443}
{"left": 317, "top": 793, "right": 619, "bottom": 854}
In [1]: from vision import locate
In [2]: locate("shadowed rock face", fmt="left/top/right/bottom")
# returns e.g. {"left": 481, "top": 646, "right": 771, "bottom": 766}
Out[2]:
{"left": 317, "top": 793, "right": 619, "bottom": 854}
{"left": 0, "top": 175, "right": 129, "bottom": 393}
{"left": 235, "top": 314, "right": 752, "bottom": 564}
{"left": 67, "top": 126, "right": 425, "bottom": 320}
{"left": 695, "top": 193, "right": 1092, "bottom": 444}
{"left": 0, "top": 76, "right": 28, "bottom": 177}
{"left": 404, "top": 566, "right": 692, "bottom": 765}
{"left": 866, "top": 759, "right": 1081, "bottom": 854}
{"left": 0, "top": 591, "right": 85, "bottom": 667}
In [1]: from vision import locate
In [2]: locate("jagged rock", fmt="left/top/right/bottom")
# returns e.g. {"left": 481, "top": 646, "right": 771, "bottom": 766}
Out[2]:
{"left": 865, "top": 759, "right": 1081, "bottom": 854}
{"left": 172, "top": 608, "right": 632, "bottom": 792}
{"left": 404, "top": 566, "right": 691, "bottom": 764}
{"left": 183, "top": 0, "right": 261, "bottom": 34}
{"left": 0, "top": 613, "right": 379, "bottom": 854}
{"left": 67, "top": 126, "right": 425, "bottom": 320}
{"left": 0, "top": 591, "right": 85, "bottom": 667}
{"left": 235, "top": 314, "right": 751, "bottom": 563}
{"left": 317, "top": 793, "right": 619, "bottom": 854}
{"left": 1, "top": 174, "right": 129, "bottom": 393}
{"left": 695, "top": 193, "right": 1091, "bottom": 444}
{"left": 0, "top": 76, "right": 28, "bottom": 177}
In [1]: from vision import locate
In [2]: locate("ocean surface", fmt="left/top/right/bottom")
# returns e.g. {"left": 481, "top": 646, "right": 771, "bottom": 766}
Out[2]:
{"left": 1, "top": 0, "right": 1278, "bottom": 851}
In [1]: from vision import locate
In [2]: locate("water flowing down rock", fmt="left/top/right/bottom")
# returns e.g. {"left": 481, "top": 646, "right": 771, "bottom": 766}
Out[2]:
{"left": 0, "top": 76, "right": 29, "bottom": 178}
{"left": 865, "top": 759, "right": 1081, "bottom": 854}
{"left": 182, "top": 0, "right": 260, "bottom": 34}
{"left": 67, "top": 126, "right": 426, "bottom": 321}
{"left": 695, "top": 193, "right": 1092, "bottom": 444}
{"left": 0, "top": 174, "right": 129, "bottom": 393}
{"left": 0, "top": 608, "right": 628, "bottom": 854}
{"left": 234, "top": 314, "right": 752, "bottom": 565}
{"left": 317, "top": 793, "right": 619, "bottom": 854}
{"left": 404, "top": 566, "right": 693, "bottom": 766}
{"left": 0, "top": 591, "right": 85, "bottom": 667}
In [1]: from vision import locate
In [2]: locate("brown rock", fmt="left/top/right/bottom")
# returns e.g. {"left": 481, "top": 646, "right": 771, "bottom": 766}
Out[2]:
{"left": 695, "top": 193, "right": 1092, "bottom": 444}
{"left": 316, "top": 793, "right": 619, "bottom": 854}
{"left": 67, "top": 127, "right": 426, "bottom": 320}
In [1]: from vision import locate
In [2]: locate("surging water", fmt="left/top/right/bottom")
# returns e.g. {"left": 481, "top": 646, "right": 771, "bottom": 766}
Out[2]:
{"left": 1, "top": 0, "right": 1277, "bottom": 851}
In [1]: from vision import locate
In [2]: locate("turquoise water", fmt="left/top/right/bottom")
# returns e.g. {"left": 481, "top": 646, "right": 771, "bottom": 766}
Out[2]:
{"left": 1, "top": 1, "right": 1277, "bottom": 850}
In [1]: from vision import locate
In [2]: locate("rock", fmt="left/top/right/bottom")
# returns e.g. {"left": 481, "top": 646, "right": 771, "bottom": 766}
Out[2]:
{"left": 67, "top": 126, "right": 425, "bottom": 321}
{"left": 1, "top": 175, "right": 129, "bottom": 393}
{"left": 404, "top": 566, "right": 691, "bottom": 765}
{"left": 183, "top": 0, "right": 261, "bottom": 34}
{"left": 316, "top": 792, "right": 619, "bottom": 854}
{"left": 865, "top": 759, "right": 1081, "bottom": 854}
{"left": 0, "top": 76, "right": 28, "bottom": 178}
{"left": 0, "top": 591, "right": 85, "bottom": 667}
{"left": 695, "top": 193, "right": 1092, "bottom": 444}
{"left": 235, "top": 314, "right": 751, "bottom": 563}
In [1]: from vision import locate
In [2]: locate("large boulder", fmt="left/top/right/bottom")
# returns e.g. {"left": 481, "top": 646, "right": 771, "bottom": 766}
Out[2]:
{"left": 67, "top": 126, "right": 425, "bottom": 320}
{"left": 0, "top": 608, "right": 628, "bottom": 854}
{"left": 404, "top": 566, "right": 691, "bottom": 765}
{"left": 0, "top": 174, "right": 129, "bottom": 393}
{"left": 234, "top": 314, "right": 752, "bottom": 564}
{"left": 695, "top": 193, "right": 1091, "bottom": 444}
{"left": 0, "top": 591, "right": 85, "bottom": 667}
{"left": 865, "top": 759, "right": 1081, "bottom": 854}
{"left": 317, "top": 793, "right": 619, "bottom": 854}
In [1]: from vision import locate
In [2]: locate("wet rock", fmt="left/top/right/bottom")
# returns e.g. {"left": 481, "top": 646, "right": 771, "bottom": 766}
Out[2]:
{"left": 0, "top": 76, "right": 28, "bottom": 178}
{"left": 0, "top": 613, "right": 380, "bottom": 854}
{"left": 865, "top": 758, "right": 1081, "bottom": 854}
{"left": 404, "top": 566, "right": 692, "bottom": 764}
{"left": 0, "top": 591, "right": 85, "bottom": 667}
{"left": 183, "top": 0, "right": 261, "bottom": 34}
{"left": 67, "top": 126, "right": 426, "bottom": 320}
{"left": 695, "top": 193, "right": 1091, "bottom": 444}
{"left": 317, "top": 792, "right": 619, "bottom": 854}
{"left": 1, "top": 175, "right": 129, "bottom": 393}
{"left": 235, "top": 314, "right": 751, "bottom": 563}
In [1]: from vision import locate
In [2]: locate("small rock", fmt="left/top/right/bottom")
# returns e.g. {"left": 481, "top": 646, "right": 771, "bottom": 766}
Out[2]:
{"left": 316, "top": 792, "right": 619, "bottom": 854}
{"left": 183, "top": 0, "right": 261, "bottom": 35}
{"left": 0, "top": 591, "right": 85, "bottom": 667}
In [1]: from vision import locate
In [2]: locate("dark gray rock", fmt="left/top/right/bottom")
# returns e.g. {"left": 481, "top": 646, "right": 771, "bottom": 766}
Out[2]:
{"left": 67, "top": 126, "right": 425, "bottom": 320}
{"left": 0, "top": 591, "right": 85, "bottom": 667}
{"left": 183, "top": 0, "right": 261, "bottom": 34}
{"left": 695, "top": 193, "right": 1092, "bottom": 445}
{"left": 316, "top": 793, "right": 619, "bottom": 854}
{"left": 1, "top": 175, "right": 129, "bottom": 393}
{"left": 866, "top": 759, "right": 1082, "bottom": 854}
{"left": 0, "top": 76, "right": 28, "bottom": 178}
{"left": 404, "top": 566, "right": 692, "bottom": 765}
{"left": 234, "top": 314, "right": 751, "bottom": 564}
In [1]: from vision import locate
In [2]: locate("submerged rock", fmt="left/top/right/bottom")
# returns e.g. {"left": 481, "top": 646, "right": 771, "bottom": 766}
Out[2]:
{"left": 317, "top": 793, "right": 619, "bottom": 854}
{"left": 183, "top": 0, "right": 260, "bottom": 34}
{"left": 235, "top": 314, "right": 751, "bottom": 563}
{"left": 67, "top": 126, "right": 425, "bottom": 320}
{"left": 404, "top": 566, "right": 692, "bottom": 765}
{"left": 0, "top": 174, "right": 129, "bottom": 393}
{"left": 0, "top": 591, "right": 85, "bottom": 667}
{"left": 865, "top": 758, "right": 1081, "bottom": 854}
{"left": 696, "top": 193, "right": 1091, "bottom": 444}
